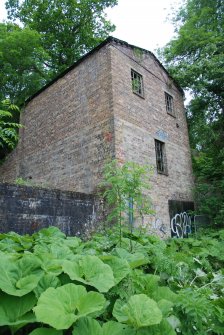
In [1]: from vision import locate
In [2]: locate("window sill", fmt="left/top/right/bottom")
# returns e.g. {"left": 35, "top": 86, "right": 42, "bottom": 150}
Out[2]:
{"left": 157, "top": 170, "right": 169, "bottom": 176}
{"left": 133, "top": 91, "right": 145, "bottom": 99}
{"left": 167, "top": 112, "right": 176, "bottom": 118}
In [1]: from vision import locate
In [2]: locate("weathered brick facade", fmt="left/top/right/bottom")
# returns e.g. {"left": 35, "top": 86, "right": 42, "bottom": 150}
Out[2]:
{"left": 0, "top": 37, "right": 194, "bottom": 234}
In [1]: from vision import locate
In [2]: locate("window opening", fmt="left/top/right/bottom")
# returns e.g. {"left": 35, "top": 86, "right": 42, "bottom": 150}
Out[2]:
{"left": 155, "top": 139, "right": 167, "bottom": 174}
{"left": 165, "top": 92, "right": 174, "bottom": 115}
{"left": 131, "top": 69, "right": 144, "bottom": 97}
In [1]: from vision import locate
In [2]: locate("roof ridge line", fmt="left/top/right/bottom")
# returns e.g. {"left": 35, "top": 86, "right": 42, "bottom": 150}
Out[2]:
{"left": 25, "top": 36, "right": 183, "bottom": 104}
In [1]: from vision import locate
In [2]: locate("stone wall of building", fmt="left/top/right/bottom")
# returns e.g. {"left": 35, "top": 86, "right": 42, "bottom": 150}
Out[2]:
{"left": 0, "top": 183, "right": 99, "bottom": 235}
{"left": 0, "top": 44, "right": 115, "bottom": 193}
{"left": 110, "top": 42, "right": 194, "bottom": 232}
{"left": 0, "top": 38, "right": 194, "bottom": 234}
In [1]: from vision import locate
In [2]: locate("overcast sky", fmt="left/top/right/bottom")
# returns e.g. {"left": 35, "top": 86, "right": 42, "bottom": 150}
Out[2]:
{"left": 106, "top": 0, "right": 181, "bottom": 52}
{"left": 0, "top": 0, "right": 182, "bottom": 52}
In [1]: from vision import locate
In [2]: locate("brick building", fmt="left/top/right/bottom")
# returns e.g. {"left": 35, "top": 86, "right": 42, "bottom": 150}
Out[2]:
{"left": 0, "top": 37, "right": 194, "bottom": 233}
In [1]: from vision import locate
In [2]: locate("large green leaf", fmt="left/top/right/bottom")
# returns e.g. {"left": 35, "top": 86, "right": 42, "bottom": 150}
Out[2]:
{"left": 63, "top": 255, "right": 115, "bottom": 292}
{"left": 34, "top": 243, "right": 74, "bottom": 261}
{"left": 72, "top": 317, "right": 102, "bottom": 335}
{"left": 0, "top": 254, "right": 43, "bottom": 296}
{"left": 37, "top": 253, "right": 63, "bottom": 276}
{"left": 33, "top": 283, "right": 106, "bottom": 330}
{"left": 114, "top": 248, "right": 149, "bottom": 269}
{"left": 151, "top": 287, "right": 177, "bottom": 303}
{"left": 0, "top": 292, "right": 36, "bottom": 326}
{"left": 100, "top": 255, "right": 131, "bottom": 284}
{"left": 0, "top": 232, "right": 33, "bottom": 252}
{"left": 102, "top": 321, "right": 135, "bottom": 335}
{"left": 63, "top": 236, "right": 81, "bottom": 251}
{"left": 29, "top": 328, "right": 63, "bottom": 335}
{"left": 34, "top": 227, "right": 66, "bottom": 241}
{"left": 33, "top": 274, "right": 61, "bottom": 298}
{"left": 77, "top": 291, "right": 107, "bottom": 316}
{"left": 137, "top": 319, "right": 176, "bottom": 335}
{"left": 112, "top": 300, "right": 129, "bottom": 323}
{"left": 113, "top": 294, "right": 162, "bottom": 328}
{"left": 72, "top": 318, "right": 135, "bottom": 335}
{"left": 157, "top": 299, "right": 174, "bottom": 317}
{"left": 131, "top": 270, "right": 160, "bottom": 295}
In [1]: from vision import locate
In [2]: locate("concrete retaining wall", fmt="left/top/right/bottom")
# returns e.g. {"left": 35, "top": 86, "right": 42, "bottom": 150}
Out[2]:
{"left": 0, "top": 183, "right": 99, "bottom": 236}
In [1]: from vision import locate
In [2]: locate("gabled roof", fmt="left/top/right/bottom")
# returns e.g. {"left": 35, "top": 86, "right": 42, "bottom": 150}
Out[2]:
{"left": 26, "top": 36, "right": 184, "bottom": 104}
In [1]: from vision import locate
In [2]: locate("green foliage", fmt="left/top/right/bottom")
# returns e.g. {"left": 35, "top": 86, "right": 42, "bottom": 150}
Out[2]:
{"left": 0, "top": 292, "right": 36, "bottom": 328}
{"left": 0, "top": 23, "right": 49, "bottom": 106}
{"left": 0, "top": 226, "right": 223, "bottom": 334}
{"left": 159, "top": 0, "right": 224, "bottom": 226}
{"left": 73, "top": 317, "right": 133, "bottom": 335}
{"left": 193, "top": 149, "right": 224, "bottom": 226}
{"left": 160, "top": 0, "right": 224, "bottom": 118}
{"left": 6, "top": 0, "right": 117, "bottom": 72}
{"left": 33, "top": 284, "right": 106, "bottom": 330}
{"left": 1, "top": 0, "right": 117, "bottom": 106}
{"left": 101, "top": 160, "right": 153, "bottom": 245}
{"left": 0, "top": 253, "right": 43, "bottom": 296}
{"left": 0, "top": 99, "right": 21, "bottom": 160}
{"left": 29, "top": 329, "right": 62, "bottom": 335}
{"left": 62, "top": 255, "right": 115, "bottom": 292}
{"left": 113, "top": 294, "right": 163, "bottom": 327}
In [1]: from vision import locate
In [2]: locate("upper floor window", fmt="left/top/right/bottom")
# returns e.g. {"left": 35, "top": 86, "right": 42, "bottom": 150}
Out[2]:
{"left": 165, "top": 92, "right": 174, "bottom": 116}
{"left": 131, "top": 69, "right": 144, "bottom": 97}
{"left": 155, "top": 139, "right": 168, "bottom": 175}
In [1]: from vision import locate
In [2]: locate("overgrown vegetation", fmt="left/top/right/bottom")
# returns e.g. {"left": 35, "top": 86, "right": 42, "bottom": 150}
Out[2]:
{"left": 100, "top": 160, "right": 154, "bottom": 245}
{"left": 159, "top": 0, "right": 224, "bottom": 226}
{"left": 0, "top": 225, "right": 223, "bottom": 335}
{"left": 0, "top": 99, "right": 21, "bottom": 161}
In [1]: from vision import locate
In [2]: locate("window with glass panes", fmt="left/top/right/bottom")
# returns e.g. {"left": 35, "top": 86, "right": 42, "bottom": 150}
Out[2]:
{"left": 165, "top": 92, "right": 174, "bottom": 115}
{"left": 131, "top": 69, "right": 144, "bottom": 97}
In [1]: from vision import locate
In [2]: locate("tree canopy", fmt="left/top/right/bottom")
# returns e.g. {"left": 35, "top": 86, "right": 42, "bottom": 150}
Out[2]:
{"left": 0, "top": 0, "right": 117, "bottom": 159}
{"left": 160, "top": 0, "right": 224, "bottom": 225}
{"left": 0, "top": 23, "right": 49, "bottom": 105}
{"left": 1, "top": 0, "right": 117, "bottom": 104}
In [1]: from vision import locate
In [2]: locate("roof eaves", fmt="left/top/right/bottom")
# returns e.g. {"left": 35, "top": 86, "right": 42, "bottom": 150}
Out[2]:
{"left": 25, "top": 36, "right": 114, "bottom": 104}
{"left": 25, "top": 36, "right": 183, "bottom": 104}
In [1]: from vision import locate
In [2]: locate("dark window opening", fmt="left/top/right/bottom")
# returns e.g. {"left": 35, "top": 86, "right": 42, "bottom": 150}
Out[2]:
{"left": 131, "top": 69, "right": 144, "bottom": 97}
{"left": 155, "top": 139, "right": 167, "bottom": 174}
{"left": 165, "top": 92, "right": 174, "bottom": 115}
{"left": 168, "top": 200, "right": 195, "bottom": 237}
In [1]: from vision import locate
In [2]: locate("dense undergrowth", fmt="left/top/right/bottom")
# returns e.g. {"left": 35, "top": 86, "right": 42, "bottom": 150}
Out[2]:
{"left": 0, "top": 226, "right": 223, "bottom": 335}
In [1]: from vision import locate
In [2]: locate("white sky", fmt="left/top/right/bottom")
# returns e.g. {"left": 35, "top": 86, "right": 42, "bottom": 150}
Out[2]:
{"left": 0, "top": 0, "right": 182, "bottom": 52}
{"left": 106, "top": 0, "right": 181, "bottom": 52}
